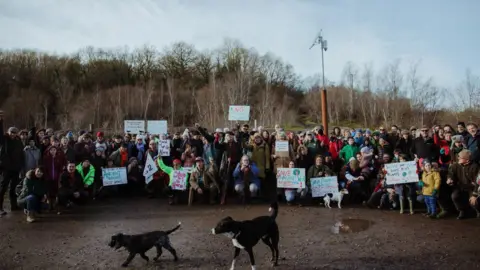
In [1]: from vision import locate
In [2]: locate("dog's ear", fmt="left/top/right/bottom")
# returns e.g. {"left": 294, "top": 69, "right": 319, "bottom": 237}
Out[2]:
{"left": 224, "top": 216, "right": 233, "bottom": 221}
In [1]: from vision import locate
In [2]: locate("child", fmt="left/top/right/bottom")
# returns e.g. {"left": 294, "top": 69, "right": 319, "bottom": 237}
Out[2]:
{"left": 394, "top": 154, "right": 417, "bottom": 214}
{"left": 418, "top": 159, "right": 440, "bottom": 218}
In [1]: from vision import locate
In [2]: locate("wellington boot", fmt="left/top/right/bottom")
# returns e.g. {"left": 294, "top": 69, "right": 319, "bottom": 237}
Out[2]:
{"left": 399, "top": 199, "right": 404, "bottom": 214}
{"left": 408, "top": 199, "right": 415, "bottom": 215}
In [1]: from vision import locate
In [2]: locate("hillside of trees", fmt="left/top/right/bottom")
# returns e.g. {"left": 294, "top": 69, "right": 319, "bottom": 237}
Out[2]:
{"left": 0, "top": 39, "right": 478, "bottom": 132}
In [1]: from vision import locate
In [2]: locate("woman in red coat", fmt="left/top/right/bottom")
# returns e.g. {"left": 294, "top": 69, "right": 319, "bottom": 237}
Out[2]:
{"left": 43, "top": 146, "right": 67, "bottom": 210}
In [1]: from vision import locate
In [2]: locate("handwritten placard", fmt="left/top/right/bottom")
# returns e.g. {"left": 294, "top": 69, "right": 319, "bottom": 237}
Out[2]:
{"left": 147, "top": 120, "right": 167, "bottom": 134}
{"left": 124, "top": 120, "right": 145, "bottom": 134}
{"left": 171, "top": 170, "right": 188, "bottom": 190}
{"left": 143, "top": 154, "right": 158, "bottom": 183}
{"left": 159, "top": 139, "right": 170, "bottom": 157}
{"left": 385, "top": 161, "right": 419, "bottom": 185}
{"left": 276, "top": 168, "right": 305, "bottom": 188}
{"left": 102, "top": 167, "right": 128, "bottom": 186}
{"left": 228, "top": 105, "right": 250, "bottom": 121}
{"left": 275, "top": 140, "right": 289, "bottom": 157}
{"left": 311, "top": 176, "right": 338, "bottom": 197}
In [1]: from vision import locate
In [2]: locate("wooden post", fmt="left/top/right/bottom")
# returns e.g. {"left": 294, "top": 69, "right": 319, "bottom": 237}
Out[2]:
{"left": 321, "top": 88, "right": 328, "bottom": 134}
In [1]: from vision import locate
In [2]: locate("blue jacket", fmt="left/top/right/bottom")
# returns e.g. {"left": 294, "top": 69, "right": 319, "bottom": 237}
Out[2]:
{"left": 232, "top": 162, "right": 261, "bottom": 187}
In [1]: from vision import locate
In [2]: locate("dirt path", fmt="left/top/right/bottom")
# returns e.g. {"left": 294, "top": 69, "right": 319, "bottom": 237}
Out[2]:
{"left": 1, "top": 199, "right": 480, "bottom": 270}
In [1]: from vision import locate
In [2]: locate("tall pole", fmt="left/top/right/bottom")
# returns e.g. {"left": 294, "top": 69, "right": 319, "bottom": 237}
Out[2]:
{"left": 315, "top": 31, "right": 328, "bottom": 135}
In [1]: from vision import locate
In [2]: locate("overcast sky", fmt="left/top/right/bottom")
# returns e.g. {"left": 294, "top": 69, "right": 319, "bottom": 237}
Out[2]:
{"left": 0, "top": 0, "right": 478, "bottom": 89}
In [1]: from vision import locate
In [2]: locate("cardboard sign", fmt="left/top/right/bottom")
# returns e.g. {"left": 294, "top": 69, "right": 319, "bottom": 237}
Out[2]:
{"left": 124, "top": 120, "right": 145, "bottom": 134}
{"left": 276, "top": 168, "right": 306, "bottom": 188}
{"left": 147, "top": 120, "right": 167, "bottom": 134}
{"left": 385, "top": 161, "right": 419, "bottom": 185}
{"left": 171, "top": 170, "right": 188, "bottom": 190}
{"left": 102, "top": 167, "right": 128, "bottom": 186}
{"left": 228, "top": 106, "right": 250, "bottom": 121}
{"left": 275, "top": 140, "right": 289, "bottom": 157}
{"left": 311, "top": 176, "right": 338, "bottom": 197}
{"left": 159, "top": 139, "right": 170, "bottom": 157}
{"left": 143, "top": 154, "right": 158, "bottom": 183}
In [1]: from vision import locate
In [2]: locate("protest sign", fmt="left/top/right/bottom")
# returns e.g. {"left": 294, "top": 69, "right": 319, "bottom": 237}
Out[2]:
{"left": 102, "top": 167, "right": 128, "bottom": 186}
{"left": 143, "top": 154, "right": 158, "bottom": 182}
{"left": 385, "top": 161, "right": 419, "bottom": 185}
{"left": 228, "top": 105, "right": 250, "bottom": 121}
{"left": 171, "top": 170, "right": 188, "bottom": 190}
{"left": 275, "top": 140, "right": 289, "bottom": 157}
{"left": 124, "top": 120, "right": 145, "bottom": 134}
{"left": 276, "top": 168, "right": 305, "bottom": 188}
{"left": 159, "top": 139, "right": 170, "bottom": 157}
{"left": 147, "top": 120, "right": 167, "bottom": 134}
{"left": 311, "top": 176, "right": 338, "bottom": 197}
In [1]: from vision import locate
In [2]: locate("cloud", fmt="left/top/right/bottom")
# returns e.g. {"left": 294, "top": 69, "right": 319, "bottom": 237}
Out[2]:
{"left": 0, "top": 0, "right": 476, "bottom": 89}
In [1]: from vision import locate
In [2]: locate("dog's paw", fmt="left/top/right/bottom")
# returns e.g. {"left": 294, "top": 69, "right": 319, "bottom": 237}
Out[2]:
{"left": 174, "top": 257, "right": 179, "bottom": 262}
{"left": 121, "top": 263, "right": 129, "bottom": 268}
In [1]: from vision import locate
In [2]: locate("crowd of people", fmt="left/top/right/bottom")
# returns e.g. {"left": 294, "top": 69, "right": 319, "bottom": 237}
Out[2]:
{"left": 1, "top": 112, "right": 480, "bottom": 224}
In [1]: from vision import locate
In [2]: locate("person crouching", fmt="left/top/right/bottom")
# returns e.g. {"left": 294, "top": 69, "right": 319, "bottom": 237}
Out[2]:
{"left": 57, "top": 162, "right": 89, "bottom": 214}
{"left": 16, "top": 167, "right": 47, "bottom": 223}
{"left": 157, "top": 157, "right": 187, "bottom": 205}
{"left": 232, "top": 155, "right": 260, "bottom": 203}
{"left": 189, "top": 157, "right": 220, "bottom": 204}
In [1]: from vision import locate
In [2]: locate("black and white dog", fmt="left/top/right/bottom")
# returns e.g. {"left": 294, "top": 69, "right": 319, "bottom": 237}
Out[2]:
{"left": 212, "top": 202, "right": 279, "bottom": 270}
{"left": 109, "top": 222, "right": 181, "bottom": 267}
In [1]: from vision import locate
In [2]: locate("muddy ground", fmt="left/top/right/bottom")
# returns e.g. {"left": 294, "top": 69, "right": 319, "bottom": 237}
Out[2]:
{"left": 1, "top": 198, "right": 480, "bottom": 270}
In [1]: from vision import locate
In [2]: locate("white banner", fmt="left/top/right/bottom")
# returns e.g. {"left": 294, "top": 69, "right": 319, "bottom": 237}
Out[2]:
{"left": 102, "top": 167, "right": 128, "bottom": 186}
{"left": 159, "top": 139, "right": 171, "bottom": 157}
{"left": 124, "top": 120, "right": 145, "bottom": 134}
{"left": 147, "top": 120, "right": 168, "bottom": 134}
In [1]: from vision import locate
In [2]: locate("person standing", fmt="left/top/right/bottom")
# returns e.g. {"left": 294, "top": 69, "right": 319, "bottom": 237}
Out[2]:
{"left": 0, "top": 111, "right": 25, "bottom": 216}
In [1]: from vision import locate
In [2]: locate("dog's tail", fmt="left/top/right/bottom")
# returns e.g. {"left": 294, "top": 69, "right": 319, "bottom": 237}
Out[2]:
{"left": 268, "top": 202, "right": 278, "bottom": 220}
{"left": 165, "top": 222, "right": 181, "bottom": 235}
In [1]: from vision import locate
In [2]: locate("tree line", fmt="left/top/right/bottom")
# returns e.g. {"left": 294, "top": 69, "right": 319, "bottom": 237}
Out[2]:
{"left": 0, "top": 38, "right": 478, "bottom": 132}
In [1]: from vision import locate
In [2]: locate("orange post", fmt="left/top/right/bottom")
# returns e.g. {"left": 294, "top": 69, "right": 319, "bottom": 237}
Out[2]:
{"left": 321, "top": 88, "right": 328, "bottom": 134}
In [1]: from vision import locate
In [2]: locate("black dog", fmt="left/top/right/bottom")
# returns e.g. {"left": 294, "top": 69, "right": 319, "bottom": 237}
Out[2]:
{"left": 211, "top": 202, "right": 279, "bottom": 269}
{"left": 109, "top": 222, "right": 181, "bottom": 267}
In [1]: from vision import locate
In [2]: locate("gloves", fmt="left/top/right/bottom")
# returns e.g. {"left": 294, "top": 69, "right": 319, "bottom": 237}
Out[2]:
{"left": 440, "top": 148, "right": 445, "bottom": 155}
{"left": 432, "top": 189, "right": 438, "bottom": 196}
{"left": 418, "top": 180, "right": 424, "bottom": 188}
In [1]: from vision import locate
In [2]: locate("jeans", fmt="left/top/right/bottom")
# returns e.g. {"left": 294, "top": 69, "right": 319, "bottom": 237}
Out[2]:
{"left": 17, "top": 195, "right": 41, "bottom": 212}
{"left": 424, "top": 195, "right": 437, "bottom": 215}
{"left": 284, "top": 187, "right": 308, "bottom": 202}
{"left": 0, "top": 170, "right": 21, "bottom": 209}
{"left": 234, "top": 183, "right": 259, "bottom": 197}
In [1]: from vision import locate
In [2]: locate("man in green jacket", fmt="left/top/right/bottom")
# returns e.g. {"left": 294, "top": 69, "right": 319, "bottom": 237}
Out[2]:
{"left": 157, "top": 157, "right": 188, "bottom": 205}
{"left": 76, "top": 159, "right": 95, "bottom": 188}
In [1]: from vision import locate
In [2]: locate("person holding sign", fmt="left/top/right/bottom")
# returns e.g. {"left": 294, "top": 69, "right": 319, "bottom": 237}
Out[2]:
{"left": 306, "top": 155, "right": 333, "bottom": 193}
{"left": 157, "top": 157, "right": 188, "bottom": 205}
{"left": 232, "top": 155, "right": 260, "bottom": 201}
{"left": 272, "top": 132, "right": 294, "bottom": 196}
{"left": 284, "top": 161, "right": 308, "bottom": 205}
{"left": 189, "top": 157, "right": 220, "bottom": 204}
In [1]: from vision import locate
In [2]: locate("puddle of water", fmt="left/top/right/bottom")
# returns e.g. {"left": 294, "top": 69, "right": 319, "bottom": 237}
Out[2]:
{"left": 331, "top": 219, "right": 373, "bottom": 234}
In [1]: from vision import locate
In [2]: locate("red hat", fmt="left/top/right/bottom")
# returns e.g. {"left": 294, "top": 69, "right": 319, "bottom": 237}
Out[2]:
{"left": 173, "top": 159, "right": 182, "bottom": 164}
{"left": 97, "top": 131, "right": 104, "bottom": 137}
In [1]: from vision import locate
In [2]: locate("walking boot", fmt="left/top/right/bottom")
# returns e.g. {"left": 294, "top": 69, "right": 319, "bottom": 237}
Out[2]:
{"left": 436, "top": 210, "right": 449, "bottom": 219}
{"left": 399, "top": 199, "right": 404, "bottom": 214}
{"left": 457, "top": 211, "right": 465, "bottom": 220}
{"left": 0, "top": 208, "right": 6, "bottom": 216}
{"left": 408, "top": 199, "right": 415, "bottom": 215}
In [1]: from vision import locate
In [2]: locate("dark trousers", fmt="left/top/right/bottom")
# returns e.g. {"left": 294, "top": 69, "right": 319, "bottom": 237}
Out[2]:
{"left": 0, "top": 170, "right": 21, "bottom": 209}
{"left": 17, "top": 194, "right": 42, "bottom": 212}
{"left": 438, "top": 185, "right": 454, "bottom": 212}
{"left": 193, "top": 183, "right": 219, "bottom": 204}
{"left": 451, "top": 189, "right": 480, "bottom": 212}
{"left": 58, "top": 189, "right": 89, "bottom": 206}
